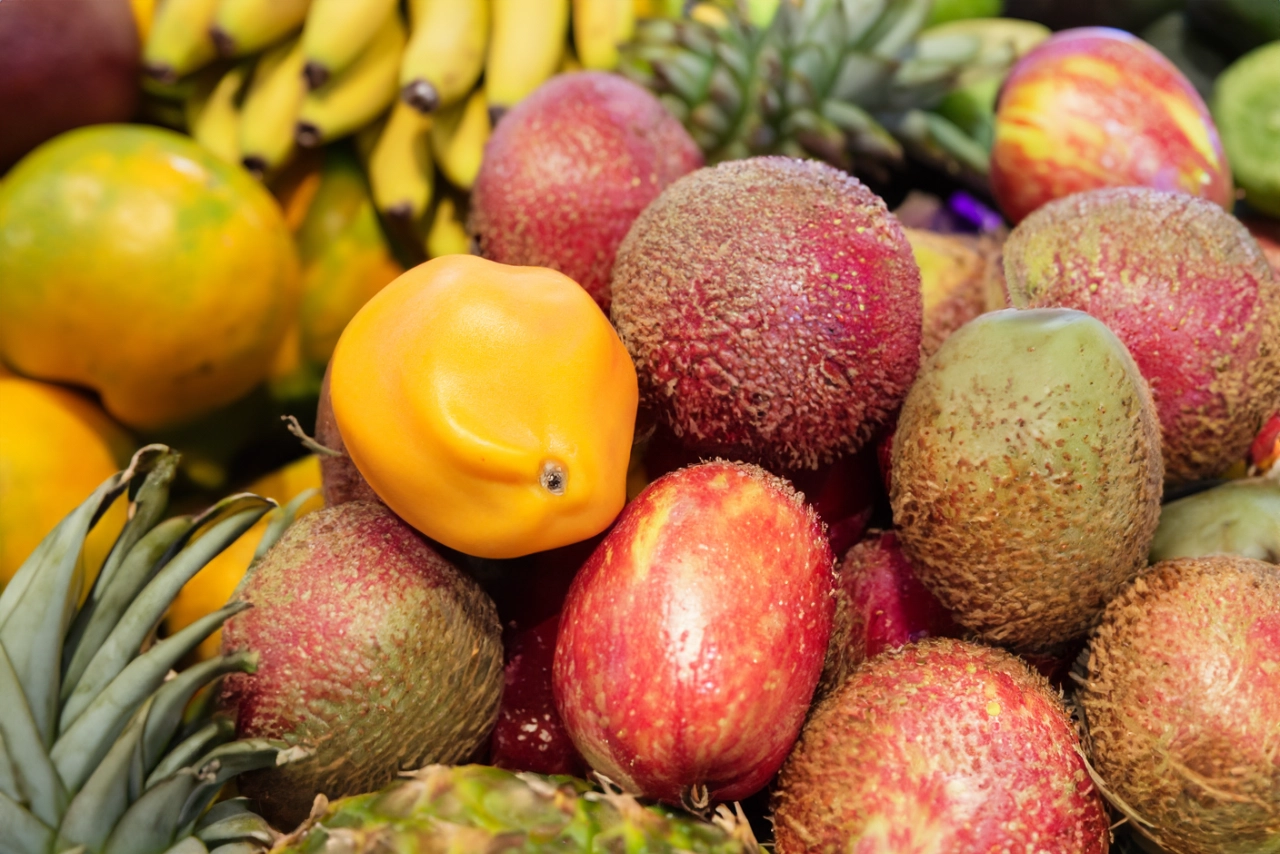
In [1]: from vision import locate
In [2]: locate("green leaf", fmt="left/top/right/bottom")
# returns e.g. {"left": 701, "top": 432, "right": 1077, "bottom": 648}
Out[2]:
{"left": 57, "top": 700, "right": 155, "bottom": 853}
{"left": 100, "top": 770, "right": 201, "bottom": 854}
{"left": 51, "top": 602, "right": 250, "bottom": 793}
{"left": 145, "top": 721, "right": 234, "bottom": 792}
{"left": 194, "top": 799, "right": 254, "bottom": 831}
{"left": 61, "top": 501, "right": 272, "bottom": 730}
{"left": 0, "top": 789, "right": 53, "bottom": 854}
{"left": 0, "top": 641, "right": 67, "bottom": 827}
{"left": 193, "top": 812, "right": 274, "bottom": 847}
{"left": 176, "top": 740, "right": 298, "bottom": 834}
{"left": 158, "top": 839, "right": 207, "bottom": 854}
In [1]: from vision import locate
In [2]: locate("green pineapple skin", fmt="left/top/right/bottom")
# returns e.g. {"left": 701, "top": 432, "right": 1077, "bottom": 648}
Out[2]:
{"left": 273, "top": 765, "right": 759, "bottom": 854}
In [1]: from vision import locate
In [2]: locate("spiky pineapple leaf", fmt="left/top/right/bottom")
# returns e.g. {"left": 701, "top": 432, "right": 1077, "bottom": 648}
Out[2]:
{"left": 0, "top": 631, "right": 67, "bottom": 826}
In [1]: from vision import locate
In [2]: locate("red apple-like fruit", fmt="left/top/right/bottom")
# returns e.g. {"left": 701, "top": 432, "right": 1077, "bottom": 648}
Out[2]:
{"left": 837, "top": 531, "right": 959, "bottom": 669}
{"left": 990, "top": 27, "right": 1232, "bottom": 224}
{"left": 468, "top": 71, "right": 703, "bottom": 310}
{"left": 553, "top": 461, "right": 835, "bottom": 806}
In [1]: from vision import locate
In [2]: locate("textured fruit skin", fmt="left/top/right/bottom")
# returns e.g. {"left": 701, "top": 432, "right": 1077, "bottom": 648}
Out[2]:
{"left": 0, "top": 0, "right": 139, "bottom": 171}
{"left": 836, "top": 531, "right": 959, "bottom": 670}
{"left": 1081, "top": 557, "right": 1280, "bottom": 854}
{"left": 906, "top": 228, "right": 1003, "bottom": 358}
{"left": 553, "top": 461, "right": 834, "bottom": 804}
{"left": 469, "top": 71, "right": 703, "bottom": 310}
{"left": 0, "top": 376, "right": 130, "bottom": 589}
{"left": 990, "top": 27, "right": 1232, "bottom": 224}
{"left": 0, "top": 125, "right": 300, "bottom": 429}
{"left": 773, "top": 638, "right": 1109, "bottom": 854}
{"left": 219, "top": 502, "right": 504, "bottom": 830}
{"left": 611, "top": 157, "right": 923, "bottom": 472}
{"left": 1004, "top": 188, "right": 1280, "bottom": 484}
{"left": 329, "top": 254, "right": 639, "bottom": 558}
{"left": 891, "top": 308, "right": 1164, "bottom": 651}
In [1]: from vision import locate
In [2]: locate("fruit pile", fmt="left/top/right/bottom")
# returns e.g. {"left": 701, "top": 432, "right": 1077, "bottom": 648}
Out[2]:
{"left": 1, "top": 1, "right": 1279, "bottom": 853}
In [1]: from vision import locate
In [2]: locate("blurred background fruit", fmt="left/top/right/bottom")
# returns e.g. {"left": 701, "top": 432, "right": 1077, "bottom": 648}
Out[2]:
{"left": 1214, "top": 41, "right": 1280, "bottom": 217}
{"left": 0, "top": 377, "right": 132, "bottom": 591}
{"left": 0, "top": 0, "right": 141, "bottom": 171}
{"left": 0, "top": 125, "right": 300, "bottom": 430}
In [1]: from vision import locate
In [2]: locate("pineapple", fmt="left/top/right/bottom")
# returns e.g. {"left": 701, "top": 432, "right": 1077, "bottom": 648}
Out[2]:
{"left": 274, "top": 764, "right": 760, "bottom": 853}
{"left": 620, "top": 0, "right": 1017, "bottom": 186}
{"left": 0, "top": 445, "right": 309, "bottom": 854}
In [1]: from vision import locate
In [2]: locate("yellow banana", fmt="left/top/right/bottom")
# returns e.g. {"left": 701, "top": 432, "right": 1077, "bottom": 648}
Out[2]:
{"left": 368, "top": 101, "right": 434, "bottom": 223}
{"left": 296, "top": 12, "right": 406, "bottom": 148}
{"left": 573, "top": 0, "right": 634, "bottom": 70}
{"left": 210, "top": 0, "right": 310, "bottom": 58}
{"left": 142, "top": 0, "right": 220, "bottom": 82}
{"left": 426, "top": 195, "right": 471, "bottom": 259}
{"left": 238, "top": 36, "right": 307, "bottom": 177}
{"left": 431, "top": 87, "right": 491, "bottom": 191}
{"left": 486, "top": 0, "right": 569, "bottom": 120}
{"left": 185, "top": 61, "right": 252, "bottom": 165}
{"left": 301, "top": 0, "right": 399, "bottom": 89}
{"left": 399, "top": 0, "right": 489, "bottom": 113}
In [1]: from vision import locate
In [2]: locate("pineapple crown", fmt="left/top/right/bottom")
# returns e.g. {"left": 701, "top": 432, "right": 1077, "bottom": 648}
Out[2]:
{"left": 0, "top": 445, "right": 312, "bottom": 854}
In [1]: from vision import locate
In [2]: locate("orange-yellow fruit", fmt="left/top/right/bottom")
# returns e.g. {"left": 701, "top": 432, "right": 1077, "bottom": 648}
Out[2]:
{"left": 0, "top": 376, "right": 132, "bottom": 592}
{"left": 167, "top": 454, "right": 323, "bottom": 660}
{"left": 0, "top": 124, "right": 300, "bottom": 429}
{"left": 330, "top": 255, "right": 639, "bottom": 558}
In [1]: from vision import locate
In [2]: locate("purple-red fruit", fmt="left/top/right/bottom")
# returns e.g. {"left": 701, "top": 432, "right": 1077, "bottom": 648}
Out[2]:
{"left": 610, "top": 156, "right": 923, "bottom": 472}
{"left": 553, "top": 461, "right": 835, "bottom": 805}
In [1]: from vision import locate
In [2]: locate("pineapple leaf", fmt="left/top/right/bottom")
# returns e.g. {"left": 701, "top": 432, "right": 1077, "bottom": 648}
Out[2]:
{"left": 145, "top": 721, "right": 234, "bottom": 792}
{"left": 64, "top": 453, "right": 181, "bottom": 677}
{"left": 175, "top": 740, "right": 301, "bottom": 834}
{"left": 158, "top": 840, "right": 207, "bottom": 854}
{"left": 194, "top": 799, "right": 254, "bottom": 831}
{"left": 0, "top": 734, "right": 19, "bottom": 803}
{"left": 0, "top": 639, "right": 68, "bottom": 827}
{"left": 0, "top": 788, "right": 53, "bottom": 854}
{"left": 51, "top": 602, "right": 250, "bottom": 793}
{"left": 60, "top": 501, "right": 273, "bottom": 729}
{"left": 206, "top": 844, "right": 259, "bottom": 854}
{"left": 140, "top": 652, "right": 258, "bottom": 783}
{"left": 192, "top": 810, "right": 274, "bottom": 846}
{"left": 100, "top": 769, "right": 202, "bottom": 854}
{"left": 61, "top": 518, "right": 195, "bottom": 704}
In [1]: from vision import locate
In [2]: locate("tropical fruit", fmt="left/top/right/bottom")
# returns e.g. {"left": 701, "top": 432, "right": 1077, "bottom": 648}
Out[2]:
{"left": 905, "top": 227, "right": 1003, "bottom": 356}
{"left": 314, "top": 364, "right": 381, "bottom": 507}
{"left": 1213, "top": 41, "right": 1280, "bottom": 217}
{"left": 0, "top": 445, "right": 299, "bottom": 854}
{"left": 469, "top": 71, "right": 703, "bottom": 310}
{"left": 0, "top": 0, "right": 139, "bottom": 170}
{"left": 1151, "top": 478, "right": 1280, "bottom": 563}
{"left": 219, "top": 501, "right": 504, "bottom": 830}
{"left": 1003, "top": 187, "right": 1280, "bottom": 484}
{"left": 990, "top": 27, "right": 1232, "bottom": 223}
{"left": 273, "top": 764, "right": 758, "bottom": 853}
{"left": 772, "top": 638, "right": 1109, "bottom": 854}
{"left": 610, "top": 157, "right": 922, "bottom": 472}
{"left": 0, "top": 125, "right": 300, "bottom": 429}
{"left": 329, "top": 254, "right": 639, "bottom": 559}
{"left": 166, "top": 454, "right": 323, "bottom": 661}
{"left": 0, "top": 377, "right": 131, "bottom": 590}
{"left": 1080, "top": 556, "right": 1280, "bottom": 854}
{"left": 891, "top": 308, "right": 1164, "bottom": 651}
{"left": 554, "top": 461, "right": 834, "bottom": 806}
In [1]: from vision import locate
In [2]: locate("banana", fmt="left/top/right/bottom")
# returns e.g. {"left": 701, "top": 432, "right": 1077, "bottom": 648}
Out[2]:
{"left": 239, "top": 36, "right": 308, "bottom": 177}
{"left": 426, "top": 196, "right": 472, "bottom": 259}
{"left": 486, "top": 0, "right": 570, "bottom": 120}
{"left": 573, "top": 0, "right": 634, "bottom": 70}
{"left": 301, "top": 0, "right": 399, "bottom": 89}
{"left": 431, "top": 87, "right": 491, "bottom": 191}
{"left": 399, "top": 0, "right": 489, "bottom": 113}
{"left": 210, "top": 0, "right": 310, "bottom": 58}
{"left": 296, "top": 11, "right": 406, "bottom": 148}
{"left": 185, "top": 61, "right": 252, "bottom": 165}
{"left": 142, "top": 0, "right": 220, "bottom": 82}
{"left": 368, "top": 100, "right": 434, "bottom": 223}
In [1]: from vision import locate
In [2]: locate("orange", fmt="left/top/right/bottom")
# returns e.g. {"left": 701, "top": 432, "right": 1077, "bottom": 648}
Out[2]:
{"left": 330, "top": 255, "right": 638, "bottom": 558}
{"left": 0, "top": 124, "right": 299, "bottom": 429}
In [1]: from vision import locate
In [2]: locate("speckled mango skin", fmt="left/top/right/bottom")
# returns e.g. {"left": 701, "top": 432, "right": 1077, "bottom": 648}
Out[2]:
{"left": 891, "top": 308, "right": 1163, "bottom": 651}
{"left": 1081, "top": 557, "right": 1280, "bottom": 854}
{"left": 1004, "top": 188, "right": 1280, "bottom": 484}
{"left": 552, "top": 461, "right": 834, "bottom": 805}
{"left": 610, "top": 157, "right": 923, "bottom": 472}
{"left": 990, "top": 27, "right": 1232, "bottom": 224}
{"left": 0, "top": 124, "right": 299, "bottom": 429}
{"left": 219, "top": 502, "right": 503, "bottom": 830}
{"left": 772, "top": 638, "right": 1109, "bottom": 854}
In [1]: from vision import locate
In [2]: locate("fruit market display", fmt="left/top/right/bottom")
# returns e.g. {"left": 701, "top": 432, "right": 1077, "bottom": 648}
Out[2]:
{"left": 1, "top": 1, "right": 1279, "bottom": 853}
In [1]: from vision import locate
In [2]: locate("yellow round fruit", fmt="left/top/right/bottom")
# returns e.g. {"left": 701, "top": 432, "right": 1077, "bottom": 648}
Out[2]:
{"left": 0, "top": 124, "right": 300, "bottom": 429}
{"left": 167, "top": 454, "right": 323, "bottom": 661}
{"left": 0, "top": 377, "right": 132, "bottom": 593}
